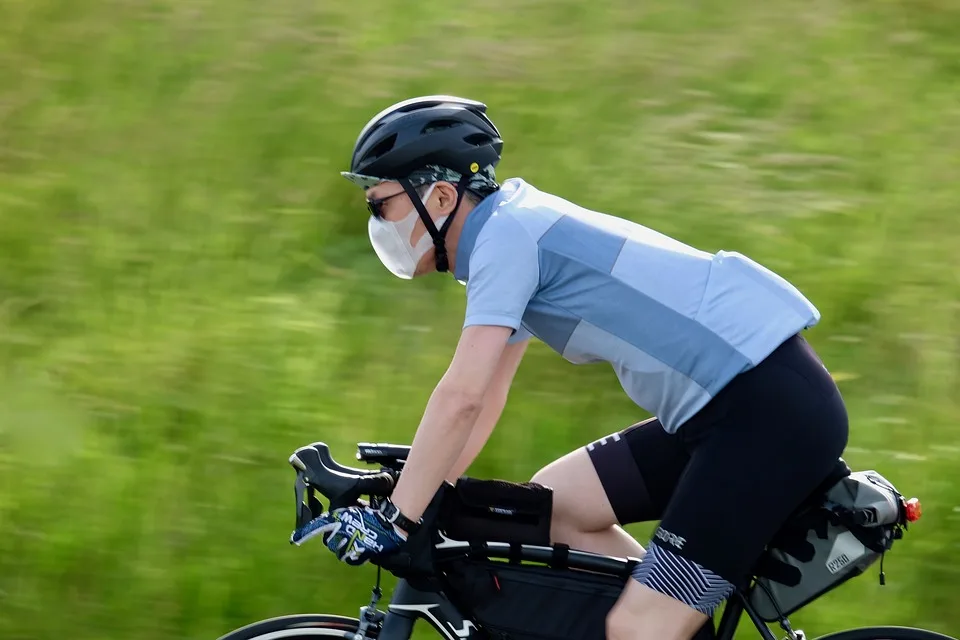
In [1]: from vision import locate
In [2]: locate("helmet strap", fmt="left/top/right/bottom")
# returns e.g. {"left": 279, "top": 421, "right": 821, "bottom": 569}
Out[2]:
{"left": 399, "top": 178, "right": 469, "bottom": 273}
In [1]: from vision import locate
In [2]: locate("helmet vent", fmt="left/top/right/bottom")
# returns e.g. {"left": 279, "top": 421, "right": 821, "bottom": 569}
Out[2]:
{"left": 366, "top": 133, "right": 397, "bottom": 160}
{"left": 421, "top": 119, "right": 461, "bottom": 134}
{"left": 463, "top": 133, "right": 492, "bottom": 147}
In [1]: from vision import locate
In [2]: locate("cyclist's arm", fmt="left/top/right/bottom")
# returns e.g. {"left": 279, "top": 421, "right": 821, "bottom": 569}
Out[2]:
{"left": 447, "top": 336, "right": 529, "bottom": 482}
{"left": 390, "top": 214, "right": 538, "bottom": 526}
{"left": 390, "top": 324, "right": 516, "bottom": 523}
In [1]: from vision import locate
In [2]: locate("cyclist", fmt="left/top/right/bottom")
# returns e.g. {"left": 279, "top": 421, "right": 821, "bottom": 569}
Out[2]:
{"left": 291, "top": 95, "right": 850, "bottom": 640}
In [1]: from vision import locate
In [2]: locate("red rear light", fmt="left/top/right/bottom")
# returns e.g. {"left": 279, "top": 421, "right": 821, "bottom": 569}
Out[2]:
{"left": 905, "top": 497, "right": 922, "bottom": 522}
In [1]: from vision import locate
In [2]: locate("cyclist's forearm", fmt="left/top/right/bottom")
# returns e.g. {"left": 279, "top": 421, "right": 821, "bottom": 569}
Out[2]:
{"left": 446, "top": 337, "right": 528, "bottom": 481}
{"left": 447, "top": 387, "right": 508, "bottom": 482}
{"left": 390, "top": 326, "right": 518, "bottom": 525}
{"left": 390, "top": 383, "right": 483, "bottom": 524}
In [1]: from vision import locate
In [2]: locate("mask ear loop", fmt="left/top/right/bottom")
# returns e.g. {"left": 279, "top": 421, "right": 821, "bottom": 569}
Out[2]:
{"left": 399, "top": 179, "right": 469, "bottom": 273}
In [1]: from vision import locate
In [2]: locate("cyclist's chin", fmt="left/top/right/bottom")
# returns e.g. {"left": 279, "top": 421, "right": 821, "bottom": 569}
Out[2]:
{"left": 413, "top": 254, "right": 438, "bottom": 277}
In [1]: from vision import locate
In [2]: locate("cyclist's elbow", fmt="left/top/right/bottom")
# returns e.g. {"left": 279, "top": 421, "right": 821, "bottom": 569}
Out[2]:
{"left": 434, "top": 382, "right": 485, "bottom": 422}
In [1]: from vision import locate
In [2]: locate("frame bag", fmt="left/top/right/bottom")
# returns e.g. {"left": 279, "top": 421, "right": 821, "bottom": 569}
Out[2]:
{"left": 437, "top": 478, "right": 629, "bottom": 640}
{"left": 442, "top": 551, "right": 629, "bottom": 640}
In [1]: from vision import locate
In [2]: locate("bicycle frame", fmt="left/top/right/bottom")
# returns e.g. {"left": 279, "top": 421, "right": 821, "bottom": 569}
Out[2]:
{"left": 373, "top": 538, "right": 791, "bottom": 640}
{"left": 288, "top": 442, "right": 812, "bottom": 640}
{"left": 215, "top": 442, "right": 932, "bottom": 640}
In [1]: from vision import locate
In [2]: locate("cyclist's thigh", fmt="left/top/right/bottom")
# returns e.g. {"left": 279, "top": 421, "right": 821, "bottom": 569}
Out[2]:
{"left": 534, "top": 444, "right": 623, "bottom": 532}
{"left": 631, "top": 335, "right": 849, "bottom": 615}
{"left": 585, "top": 417, "right": 690, "bottom": 525}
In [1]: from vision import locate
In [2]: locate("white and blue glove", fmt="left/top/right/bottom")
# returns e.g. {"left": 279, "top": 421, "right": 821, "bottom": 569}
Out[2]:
{"left": 291, "top": 502, "right": 407, "bottom": 565}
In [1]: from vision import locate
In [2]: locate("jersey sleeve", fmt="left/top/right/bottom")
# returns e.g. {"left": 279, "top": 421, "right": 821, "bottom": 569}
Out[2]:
{"left": 507, "top": 324, "right": 534, "bottom": 344}
{"left": 463, "top": 215, "right": 540, "bottom": 340}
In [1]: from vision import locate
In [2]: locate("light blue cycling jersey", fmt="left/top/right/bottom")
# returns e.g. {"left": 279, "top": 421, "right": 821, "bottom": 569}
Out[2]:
{"left": 453, "top": 178, "right": 821, "bottom": 433}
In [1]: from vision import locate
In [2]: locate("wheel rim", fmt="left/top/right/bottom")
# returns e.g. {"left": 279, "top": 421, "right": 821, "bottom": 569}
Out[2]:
{"left": 248, "top": 630, "right": 355, "bottom": 640}
{"left": 217, "top": 615, "right": 373, "bottom": 640}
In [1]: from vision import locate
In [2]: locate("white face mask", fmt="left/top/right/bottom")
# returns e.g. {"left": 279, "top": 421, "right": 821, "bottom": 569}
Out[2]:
{"left": 367, "top": 183, "right": 447, "bottom": 279}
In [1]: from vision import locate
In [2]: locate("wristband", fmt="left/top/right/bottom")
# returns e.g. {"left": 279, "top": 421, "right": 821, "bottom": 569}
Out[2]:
{"left": 380, "top": 498, "right": 421, "bottom": 535}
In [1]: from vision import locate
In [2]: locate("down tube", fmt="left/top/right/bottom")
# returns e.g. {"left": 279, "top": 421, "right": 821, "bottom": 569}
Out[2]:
{"left": 380, "top": 579, "right": 480, "bottom": 640}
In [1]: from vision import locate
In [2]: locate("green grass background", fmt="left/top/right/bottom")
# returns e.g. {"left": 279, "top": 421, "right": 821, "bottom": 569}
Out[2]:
{"left": 1, "top": 0, "right": 959, "bottom": 638}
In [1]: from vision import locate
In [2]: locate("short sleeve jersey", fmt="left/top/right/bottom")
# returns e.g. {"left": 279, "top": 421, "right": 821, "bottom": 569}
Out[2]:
{"left": 454, "top": 178, "right": 821, "bottom": 433}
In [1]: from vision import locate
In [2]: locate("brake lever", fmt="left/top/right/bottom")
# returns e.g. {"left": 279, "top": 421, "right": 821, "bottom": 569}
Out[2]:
{"left": 291, "top": 442, "right": 401, "bottom": 533}
{"left": 294, "top": 468, "right": 399, "bottom": 530}
{"left": 293, "top": 469, "right": 360, "bottom": 524}
{"left": 328, "top": 487, "right": 364, "bottom": 512}
{"left": 294, "top": 471, "right": 324, "bottom": 530}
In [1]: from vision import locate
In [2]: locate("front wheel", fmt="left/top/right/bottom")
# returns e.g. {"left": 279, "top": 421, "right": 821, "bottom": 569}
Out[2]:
{"left": 215, "top": 614, "right": 372, "bottom": 640}
{"left": 813, "top": 626, "right": 957, "bottom": 640}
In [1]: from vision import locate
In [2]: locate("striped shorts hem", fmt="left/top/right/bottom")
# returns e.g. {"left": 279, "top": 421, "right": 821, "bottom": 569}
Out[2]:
{"left": 631, "top": 541, "right": 735, "bottom": 616}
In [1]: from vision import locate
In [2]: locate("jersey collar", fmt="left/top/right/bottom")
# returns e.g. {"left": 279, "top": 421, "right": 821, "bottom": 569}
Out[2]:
{"left": 453, "top": 179, "right": 526, "bottom": 282}
{"left": 453, "top": 190, "right": 499, "bottom": 283}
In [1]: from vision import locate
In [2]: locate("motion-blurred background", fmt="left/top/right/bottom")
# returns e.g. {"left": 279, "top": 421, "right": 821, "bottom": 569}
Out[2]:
{"left": 1, "top": 1, "right": 958, "bottom": 638}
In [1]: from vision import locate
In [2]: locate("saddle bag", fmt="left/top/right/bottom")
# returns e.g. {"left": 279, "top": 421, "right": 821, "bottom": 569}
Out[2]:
{"left": 750, "top": 468, "right": 918, "bottom": 622}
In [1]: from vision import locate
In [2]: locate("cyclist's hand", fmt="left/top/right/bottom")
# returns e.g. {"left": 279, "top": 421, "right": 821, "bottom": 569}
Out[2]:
{"left": 290, "top": 503, "right": 406, "bottom": 565}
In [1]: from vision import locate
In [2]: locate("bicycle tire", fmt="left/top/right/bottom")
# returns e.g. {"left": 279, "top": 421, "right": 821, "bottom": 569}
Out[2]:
{"left": 215, "top": 614, "right": 373, "bottom": 640}
{"left": 812, "top": 626, "right": 957, "bottom": 640}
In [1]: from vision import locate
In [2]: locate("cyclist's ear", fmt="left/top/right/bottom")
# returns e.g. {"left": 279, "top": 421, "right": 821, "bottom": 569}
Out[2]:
{"left": 431, "top": 181, "right": 463, "bottom": 216}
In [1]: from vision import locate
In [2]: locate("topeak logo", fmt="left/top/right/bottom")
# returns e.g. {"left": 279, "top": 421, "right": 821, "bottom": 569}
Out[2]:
{"left": 826, "top": 553, "right": 852, "bottom": 574}
{"left": 654, "top": 527, "right": 686, "bottom": 550}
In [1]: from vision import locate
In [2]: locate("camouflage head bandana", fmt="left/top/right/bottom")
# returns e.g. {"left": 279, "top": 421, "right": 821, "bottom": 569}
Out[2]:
{"left": 340, "top": 163, "right": 500, "bottom": 195}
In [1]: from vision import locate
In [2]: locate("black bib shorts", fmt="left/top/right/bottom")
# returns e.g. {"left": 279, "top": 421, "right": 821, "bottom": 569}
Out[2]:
{"left": 586, "top": 333, "right": 849, "bottom": 615}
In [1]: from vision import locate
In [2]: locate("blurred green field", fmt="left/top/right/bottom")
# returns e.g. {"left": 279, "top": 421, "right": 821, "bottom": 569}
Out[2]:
{"left": 1, "top": 0, "right": 959, "bottom": 638}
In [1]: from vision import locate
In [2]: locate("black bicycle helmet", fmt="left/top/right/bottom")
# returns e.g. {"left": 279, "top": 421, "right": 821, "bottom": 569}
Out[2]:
{"left": 342, "top": 95, "right": 505, "bottom": 273}
{"left": 345, "top": 95, "right": 503, "bottom": 184}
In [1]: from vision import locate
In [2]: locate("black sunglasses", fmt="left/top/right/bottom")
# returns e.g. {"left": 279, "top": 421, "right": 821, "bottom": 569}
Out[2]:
{"left": 366, "top": 190, "right": 408, "bottom": 219}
